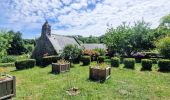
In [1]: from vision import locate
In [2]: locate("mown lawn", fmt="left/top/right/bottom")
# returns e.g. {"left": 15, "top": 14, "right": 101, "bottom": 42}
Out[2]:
{"left": 1, "top": 62, "right": 170, "bottom": 100}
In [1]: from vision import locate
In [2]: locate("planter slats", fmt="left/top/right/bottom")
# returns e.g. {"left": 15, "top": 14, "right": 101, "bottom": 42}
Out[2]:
{"left": 52, "top": 63, "right": 70, "bottom": 74}
{"left": 0, "top": 76, "right": 16, "bottom": 100}
{"left": 89, "top": 67, "right": 111, "bottom": 81}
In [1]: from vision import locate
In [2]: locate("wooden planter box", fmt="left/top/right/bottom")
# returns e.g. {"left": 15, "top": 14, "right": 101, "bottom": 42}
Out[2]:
{"left": 52, "top": 63, "right": 70, "bottom": 74}
{"left": 0, "top": 75, "right": 16, "bottom": 100}
{"left": 89, "top": 67, "right": 111, "bottom": 81}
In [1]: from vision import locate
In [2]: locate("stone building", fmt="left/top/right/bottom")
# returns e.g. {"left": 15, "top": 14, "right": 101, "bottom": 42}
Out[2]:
{"left": 31, "top": 21, "right": 81, "bottom": 61}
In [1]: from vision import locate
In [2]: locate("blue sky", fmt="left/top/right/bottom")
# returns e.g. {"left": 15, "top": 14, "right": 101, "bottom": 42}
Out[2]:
{"left": 0, "top": 0, "right": 170, "bottom": 39}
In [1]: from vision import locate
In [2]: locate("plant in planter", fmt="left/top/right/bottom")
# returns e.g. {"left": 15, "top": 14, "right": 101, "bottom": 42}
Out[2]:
{"left": 0, "top": 69, "right": 16, "bottom": 99}
{"left": 52, "top": 59, "right": 70, "bottom": 74}
{"left": 89, "top": 63, "right": 111, "bottom": 81}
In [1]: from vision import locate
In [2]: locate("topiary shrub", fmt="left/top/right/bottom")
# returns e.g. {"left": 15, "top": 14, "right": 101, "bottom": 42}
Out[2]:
{"left": 158, "top": 59, "right": 170, "bottom": 72}
{"left": 81, "top": 56, "right": 91, "bottom": 65}
{"left": 141, "top": 59, "right": 152, "bottom": 71}
{"left": 124, "top": 58, "right": 135, "bottom": 69}
{"left": 111, "top": 57, "right": 120, "bottom": 67}
{"left": 15, "top": 59, "right": 36, "bottom": 70}
{"left": 42, "top": 56, "right": 60, "bottom": 67}
{"left": 98, "top": 56, "right": 105, "bottom": 63}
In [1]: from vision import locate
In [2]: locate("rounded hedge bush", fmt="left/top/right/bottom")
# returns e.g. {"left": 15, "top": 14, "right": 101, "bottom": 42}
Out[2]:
{"left": 124, "top": 58, "right": 135, "bottom": 69}
{"left": 111, "top": 57, "right": 120, "bottom": 67}
{"left": 81, "top": 56, "right": 91, "bottom": 65}
{"left": 15, "top": 59, "right": 36, "bottom": 70}
{"left": 42, "top": 56, "right": 60, "bottom": 67}
{"left": 141, "top": 59, "right": 152, "bottom": 70}
{"left": 98, "top": 56, "right": 105, "bottom": 63}
{"left": 158, "top": 59, "right": 170, "bottom": 71}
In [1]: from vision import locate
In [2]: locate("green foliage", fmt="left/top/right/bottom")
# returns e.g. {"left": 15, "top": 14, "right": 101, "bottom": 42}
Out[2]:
{"left": 103, "top": 21, "right": 154, "bottom": 56}
{"left": 150, "top": 58, "right": 158, "bottom": 64}
{"left": 0, "top": 56, "right": 16, "bottom": 63}
{"left": 7, "top": 31, "right": 27, "bottom": 55}
{"left": 0, "top": 30, "right": 13, "bottom": 57}
{"left": 124, "top": 58, "right": 135, "bottom": 69}
{"left": 94, "top": 48, "right": 105, "bottom": 56}
{"left": 77, "top": 35, "right": 100, "bottom": 43}
{"left": 156, "top": 37, "right": 170, "bottom": 58}
{"left": 61, "top": 44, "right": 82, "bottom": 62}
{"left": 81, "top": 56, "right": 91, "bottom": 65}
{"left": 111, "top": 57, "right": 120, "bottom": 67}
{"left": 158, "top": 59, "right": 170, "bottom": 71}
{"left": 141, "top": 59, "right": 152, "bottom": 70}
{"left": 42, "top": 56, "right": 60, "bottom": 67}
{"left": 15, "top": 59, "right": 36, "bottom": 70}
{"left": 97, "top": 56, "right": 105, "bottom": 63}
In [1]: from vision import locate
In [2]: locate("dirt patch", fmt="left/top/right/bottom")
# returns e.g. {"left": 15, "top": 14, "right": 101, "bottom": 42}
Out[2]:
{"left": 66, "top": 87, "right": 80, "bottom": 96}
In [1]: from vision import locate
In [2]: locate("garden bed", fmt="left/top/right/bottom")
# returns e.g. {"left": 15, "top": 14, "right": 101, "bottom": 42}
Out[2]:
{"left": 89, "top": 64, "right": 111, "bottom": 81}
{"left": 0, "top": 75, "right": 16, "bottom": 100}
{"left": 52, "top": 60, "right": 70, "bottom": 74}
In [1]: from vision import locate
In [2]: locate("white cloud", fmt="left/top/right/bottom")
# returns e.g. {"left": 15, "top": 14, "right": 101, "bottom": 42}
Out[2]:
{"left": 0, "top": 0, "right": 170, "bottom": 38}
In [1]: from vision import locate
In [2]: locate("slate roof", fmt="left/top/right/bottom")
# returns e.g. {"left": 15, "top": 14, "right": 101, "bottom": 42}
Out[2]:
{"left": 48, "top": 34, "right": 80, "bottom": 53}
{"left": 83, "top": 43, "right": 107, "bottom": 50}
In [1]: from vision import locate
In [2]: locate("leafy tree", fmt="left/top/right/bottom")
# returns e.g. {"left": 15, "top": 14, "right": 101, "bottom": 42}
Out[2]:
{"left": 7, "top": 31, "right": 27, "bottom": 55}
{"left": 0, "top": 30, "right": 13, "bottom": 57}
{"left": 77, "top": 35, "right": 100, "bottom": 43}
{"left": 103, "top": 21, "right": 154, "bottom": 56}
{"left": 156, "top": 37, "right": 170, "bottom": 58}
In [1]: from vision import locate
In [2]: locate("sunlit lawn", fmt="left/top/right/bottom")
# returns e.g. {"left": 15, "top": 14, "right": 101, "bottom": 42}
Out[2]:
{"left": 1, "top": 62, "right": 170, "bottom": 100}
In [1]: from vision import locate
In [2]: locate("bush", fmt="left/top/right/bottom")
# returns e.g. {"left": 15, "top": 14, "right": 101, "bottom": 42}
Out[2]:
{"left": 61, "top": 44, "right": 82, "bottom": 61}
{"left": 150, "top": 58, "right": 158, "bottom": 64}
{"left": 141, "top": 59, "right": 152, "bottom": 70}
{"left": 0, "top": 56, "right": 16, "bottom": 63}
{"left": 81, "top": 56, "right": 91, "bottom": 65}
{"left": 111, "top": 57, "right": 120, "bottom": 67}
{"left": 15, "top": 59, "right": 36, "bottom": 70}
{"left": 98, "top": 56, "right": 105, "bottom": 63}
{"left": 158, "top": 59, "right": 170, "bottom": 71}
{"left": 156, "top": 37, "right": 170, "bottom": 58}
{"left": 124, "top": 58, "right": 135, "bottom": 69}
{"left": 42, "top": 56, "right": 60, "bottom": 67}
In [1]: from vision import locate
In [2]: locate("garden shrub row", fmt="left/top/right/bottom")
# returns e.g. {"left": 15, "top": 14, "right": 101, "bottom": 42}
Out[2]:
{"left": 15, "top": 59, "right": 36, "bottom": 70}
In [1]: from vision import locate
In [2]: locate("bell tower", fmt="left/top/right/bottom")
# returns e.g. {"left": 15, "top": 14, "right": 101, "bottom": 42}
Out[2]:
{"left": 41, "top": 20, "right": 51, "bottom": 36}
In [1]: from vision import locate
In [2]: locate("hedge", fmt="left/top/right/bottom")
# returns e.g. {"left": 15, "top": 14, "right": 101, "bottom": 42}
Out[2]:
{"left": 81, "top": 56, "right": 91, "bottom": 65}
{"left": 150, "top": 58, "right": 158, "bottom": 64}
{"left": 158, "top": 59, "right": 170, "bottom": 71}
{"left": 111, "top": 57, "right": 120, "bottom": 67}
{"left": 141, "top": 59, "right": 152, "bottom": 70}
{"left": 42, "top": 56, "right": 60, "bottom": 67}
{"left": 124, "top": 58, "right": 135, "bottom": 69}
{"left": 15, "top": 59, "right": 36, "bottom": 70}
{"left": 97, "top": 56, "right": 105, "bottom": 63}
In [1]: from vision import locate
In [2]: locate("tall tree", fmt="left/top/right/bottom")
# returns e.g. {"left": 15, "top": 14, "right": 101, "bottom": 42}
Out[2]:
{"left": 7, "top": 31, "right": 27, "bottom": 55}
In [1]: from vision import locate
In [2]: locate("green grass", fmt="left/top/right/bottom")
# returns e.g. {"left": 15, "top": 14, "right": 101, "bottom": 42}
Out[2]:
{"left": 1, "top": 62, "right": 170, "bottom": 100}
